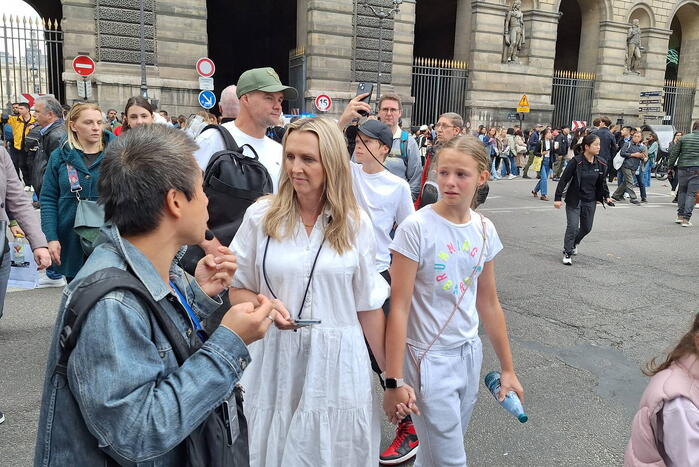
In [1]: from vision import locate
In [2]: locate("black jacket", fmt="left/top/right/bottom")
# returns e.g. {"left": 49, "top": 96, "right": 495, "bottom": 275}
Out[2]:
{"left": 554, "top": 133, "right": 570, "bottom": 156}
{"left": 554, "top": 154, "right": 610, "bottom": 207}
{"left": 27, "top": 120, "right": 66, "bottom": 195}
{"left": 596, "top": 127, "right": 618, "bottom": 162}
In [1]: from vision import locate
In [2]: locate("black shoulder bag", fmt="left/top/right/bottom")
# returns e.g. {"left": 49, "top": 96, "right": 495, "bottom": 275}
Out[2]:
{"left": 54, "top": 267, "right": 248, "bottom": 467}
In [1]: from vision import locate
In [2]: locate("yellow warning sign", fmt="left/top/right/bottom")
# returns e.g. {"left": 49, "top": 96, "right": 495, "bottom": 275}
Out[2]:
{"left": 517, "top": 94, "right": 530, "bottom": 113}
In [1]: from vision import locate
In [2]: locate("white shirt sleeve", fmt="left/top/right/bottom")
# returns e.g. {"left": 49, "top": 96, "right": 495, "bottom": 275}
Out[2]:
{"left": 395, "top": 181, "right": 415, "bottom": 227}
{"left": 482, "top": 216, "right": 504, "bottom": 263}
{"left": 352, "top": 211, "right": 389, "bottom": 311}
{"left": 389, "top": 214, "right": 421, "bottom": 263}
{"left": 230, "top": 202, "right": 263, "bottom": 293}
{"left": 662, "top": 397, "right": 699, "bottom": 467}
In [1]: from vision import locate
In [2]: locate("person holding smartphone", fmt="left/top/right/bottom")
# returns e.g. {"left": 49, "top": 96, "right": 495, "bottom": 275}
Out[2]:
{"left": 229, "top": 117, "right": 389, "bottom": 466}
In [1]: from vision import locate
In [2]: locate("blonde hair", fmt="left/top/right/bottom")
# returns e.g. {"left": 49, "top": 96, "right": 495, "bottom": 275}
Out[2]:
{"left": 66, "top": 103, "right": 104, "bottom": 152}
{"left": 263, "top": 117, "right": 359, "bottom": 254}
{"left": 437, "top": 135, "right": 490, "bottom": 209}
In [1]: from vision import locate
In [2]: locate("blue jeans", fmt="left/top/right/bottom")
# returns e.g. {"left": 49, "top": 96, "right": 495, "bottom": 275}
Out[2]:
{"left": 0, "top": 248, "right": 11, "bottom": 320}
{"left": 641, "top": 161, "right": 652, "bottom": 189}
{"left": 534, "top": 158, "right": 550, "bottom": 196}
{"left": 509, "top": 155, "right": 518, "bottom": 176}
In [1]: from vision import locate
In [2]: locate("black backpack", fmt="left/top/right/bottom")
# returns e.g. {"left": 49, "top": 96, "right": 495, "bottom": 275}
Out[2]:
{"left": 55, "top": 267, "right": 249, "bottom": 467}
{"left": 180, "top": 125, "right": 274, "bottom": 274}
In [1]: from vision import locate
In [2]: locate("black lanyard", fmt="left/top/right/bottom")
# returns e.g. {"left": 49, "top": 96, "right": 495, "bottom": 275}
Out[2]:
{"left": 262, "top": 235, "right": 325, "bottom": 320}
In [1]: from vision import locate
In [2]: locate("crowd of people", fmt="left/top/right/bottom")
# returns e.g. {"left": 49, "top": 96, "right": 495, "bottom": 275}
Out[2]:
{"left": 0, "top": 64, "right": 697, "bottom": 466}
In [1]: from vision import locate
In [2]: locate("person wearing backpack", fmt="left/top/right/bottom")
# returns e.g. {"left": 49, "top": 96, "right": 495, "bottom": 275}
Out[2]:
{"left": 376, "top": 93, "right": 422, "bottom": 201}
{"left": 34, "top": 124, "right": 280, "bottom": 466}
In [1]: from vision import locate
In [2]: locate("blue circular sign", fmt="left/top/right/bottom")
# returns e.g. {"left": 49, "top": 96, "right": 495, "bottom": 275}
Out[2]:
{"left": 198, "top": 90, "right": 216, "bottom": 110}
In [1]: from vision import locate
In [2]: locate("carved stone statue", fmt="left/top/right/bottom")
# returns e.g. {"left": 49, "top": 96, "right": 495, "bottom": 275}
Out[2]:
{"left": 503, "top": 0, "right": 526, "bottom": 63}
{"left": 625, "top": 19, "right": 643, "bottom": 74}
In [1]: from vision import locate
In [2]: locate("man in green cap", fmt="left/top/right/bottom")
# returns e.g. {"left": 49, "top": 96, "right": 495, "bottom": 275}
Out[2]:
{"left": 194, "top": 67, "right": 297, "bottom": 193}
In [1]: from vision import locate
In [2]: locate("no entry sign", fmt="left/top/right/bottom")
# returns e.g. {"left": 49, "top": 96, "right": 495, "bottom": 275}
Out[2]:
{"left": 314, "top": 94, "right": 332, "bottom": 112}
{"left": 196, "top": 57, "right": 216, "bottom": 78}
{"left": 72, "top": 55, "right": 95, "bottom": 77}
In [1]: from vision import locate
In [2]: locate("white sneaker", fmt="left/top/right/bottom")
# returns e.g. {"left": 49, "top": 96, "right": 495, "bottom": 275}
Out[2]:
{"left": 675, "top": 217, "right": 684, "bottom": 224}
{"left": 507, "top": 174, "right": 516, "bottom": 180}
{"left": 37, "top": 275, "right": 67, "bottom": 288}
{"left": 562, "top": 254, "right": 572, "bottom": 265}
{"left": 681, "top": 220, "right": 693, "bottom": 228}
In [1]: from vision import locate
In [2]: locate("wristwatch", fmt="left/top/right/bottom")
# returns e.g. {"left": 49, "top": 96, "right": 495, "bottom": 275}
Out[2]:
{"left": 384, "top": 377, "right": 405, "bottom": 389}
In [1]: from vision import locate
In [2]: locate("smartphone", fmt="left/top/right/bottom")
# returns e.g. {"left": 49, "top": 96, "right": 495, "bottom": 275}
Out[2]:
{"left": 356, "top": 82, "right": 373, "bottom": 116}
{"left": 294, "top": 319, "right": 322, "bottom": 327}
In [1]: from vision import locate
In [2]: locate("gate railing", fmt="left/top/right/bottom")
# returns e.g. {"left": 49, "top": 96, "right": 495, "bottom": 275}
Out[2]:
{"left": 411, "top": 57, "right": 468, "bottom": 126}
{"left": 663, "top": 80, "right": 696, "bottom": 134}
{"left": 1, "top": 15, "right": 64, "bottom": 110}
{"left": 288, "top": 46, "right": 306, "bottom": 115}
{"left": 550, "top": 70, "right": 595, "bottom": 129}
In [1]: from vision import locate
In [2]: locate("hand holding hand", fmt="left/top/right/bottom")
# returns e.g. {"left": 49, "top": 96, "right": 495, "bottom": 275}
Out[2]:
{"left": 47, "top": 240, "right": 61, "bottom": 266}
{"left": 33, "top": 247, "right": 51, "bottom": 270}
{"left": 194, "top": 246, "right": 237, "bottom": 297}
{"left": 383, "top": 385, "right": 420, "bottom": 424}
{"left": 553, "top": 201, "right": 562, "bottom": 209}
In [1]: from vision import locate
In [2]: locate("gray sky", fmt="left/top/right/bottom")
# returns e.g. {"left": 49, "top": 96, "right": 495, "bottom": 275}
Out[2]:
{"left": 1, "top": 1, "right": 40, "bottom": 20}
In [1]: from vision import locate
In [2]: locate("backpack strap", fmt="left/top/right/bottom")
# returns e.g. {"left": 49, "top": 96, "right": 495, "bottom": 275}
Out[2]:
{"left": 201, "top": 124, "right": 240, "bottom": 153}
{"left": 55, "top": 267, "right": 193, "bottom": 377}
{"left": 399, "top": 130, "right": 409, "bottom": 164}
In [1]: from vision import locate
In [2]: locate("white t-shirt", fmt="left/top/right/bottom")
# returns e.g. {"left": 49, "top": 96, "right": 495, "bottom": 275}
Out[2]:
{"left": 194, "top": 121, "right": 283, "bottom": 193}
{"left": 350, "top": 161, "right": 414, "bottom": 272}
{"left": 390, "top": 206, "right": 502, "bottom": 348}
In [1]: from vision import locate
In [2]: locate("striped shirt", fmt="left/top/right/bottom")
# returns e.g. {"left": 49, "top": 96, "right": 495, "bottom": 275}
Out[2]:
{"left": 669, "top": 130, "right": 699, "bottom": 168}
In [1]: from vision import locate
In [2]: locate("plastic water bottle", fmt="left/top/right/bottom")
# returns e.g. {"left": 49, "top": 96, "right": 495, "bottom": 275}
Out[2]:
{"left": 11, "top": 233, "right": 29, "bottom": 267}
{"left": 484, "top": 371, "right": 528, "bottom": 423}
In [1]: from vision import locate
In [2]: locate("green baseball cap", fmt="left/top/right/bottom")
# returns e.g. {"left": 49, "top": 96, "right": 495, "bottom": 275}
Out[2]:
{"left": 236, "top": 67, "right": 298, "bottom": 100}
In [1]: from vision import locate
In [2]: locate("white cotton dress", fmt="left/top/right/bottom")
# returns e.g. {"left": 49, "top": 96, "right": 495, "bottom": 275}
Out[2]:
{"left": 230, "top": 199, "right": 389, "bottom": 467}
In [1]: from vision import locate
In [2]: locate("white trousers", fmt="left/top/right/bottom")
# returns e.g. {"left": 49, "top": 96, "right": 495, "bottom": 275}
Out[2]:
{"left": 404, "top": 338, "right": 483, "bottom": 467}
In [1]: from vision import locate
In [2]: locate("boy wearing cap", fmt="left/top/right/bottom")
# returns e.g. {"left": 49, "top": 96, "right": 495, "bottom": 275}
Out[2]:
{"left": 194, "top": 67, "right": 298, "bottom": 193}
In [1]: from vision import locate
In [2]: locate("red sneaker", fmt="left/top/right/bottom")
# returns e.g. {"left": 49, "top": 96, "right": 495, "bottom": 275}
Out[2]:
{"left": 379, "top": 417, "right": 419, "bottom": 465}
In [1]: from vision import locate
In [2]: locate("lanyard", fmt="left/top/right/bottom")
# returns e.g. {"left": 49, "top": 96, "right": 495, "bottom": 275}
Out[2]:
{"left": 66, "top": 164, "right": 82, "bottom": 193}
{"left": 169, "top": 280, "right": 206, "bottom": 343}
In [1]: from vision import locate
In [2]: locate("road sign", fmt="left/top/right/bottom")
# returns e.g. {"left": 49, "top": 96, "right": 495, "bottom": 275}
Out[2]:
{"left": 639, "top": 106, "right": 663, "bottom": 113}
{"left": 640, "top": 90, "right": 663, "bottom": 97}
{"left": 72, "top": 55, "right": 95, "bottom": 77}
{"left": 314, "top": 94, "right": 332, "bottom": 112}
{"left": 198, "top": 76, "right": 214, "bottom": 91}
{"left": 19, "top": 93, "right": 45, "bottom": 108}
{"left": 196, "top": 57, "right": 216, "bottom": 78}
{"left": 198, "top": 90, "right": 216, "bottom": 109}
{"left": 639, "top": 98, "right": 663, "bottom": 105}
{"left": 571, "top": 120, "right": 587, "bottom": 130}
{"left": 77, "top": 78, "right": 92, "bottom": 99}
{"left": 640, "top": 115, "right": 664, "bottom": 120}
{"left": 517, "top": 94, "right": 530, "bottom": 113}
{"left": 507, "top": 113, "right": 519, "bottom": 121}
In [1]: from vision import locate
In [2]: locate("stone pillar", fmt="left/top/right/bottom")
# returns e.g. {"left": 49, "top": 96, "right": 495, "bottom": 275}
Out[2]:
{"left": 464, "top": 2, "right": 558, "bottom": 128}
{"left": 62, "top": 0, "right": 204, "bottom": 116}
{"left": 592, "top": 21, "right": 670, "bottom": 126}
{"left": 453, "top": 0, "right": 472, "bottom": 63}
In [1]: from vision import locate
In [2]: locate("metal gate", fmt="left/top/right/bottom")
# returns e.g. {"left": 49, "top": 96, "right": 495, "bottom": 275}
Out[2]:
{"left": 288, "top": 47, "right": 306, "bottom": 115}
{"left": 1, "top": 15, "right": 64, "bottom": 109}
{"left": 663, "top": 80, "right": 696, "bottom": 134}
{"left": 411, "top": 57, "right": 468, "bottom": 126}
{"left": 550, "top": 70, "right": 595, "bottom": 129}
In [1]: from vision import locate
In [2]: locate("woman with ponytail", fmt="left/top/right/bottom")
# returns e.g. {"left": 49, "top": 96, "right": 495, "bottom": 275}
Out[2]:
{"left": 553, "top": 133, "right": 614, "bottom": 265}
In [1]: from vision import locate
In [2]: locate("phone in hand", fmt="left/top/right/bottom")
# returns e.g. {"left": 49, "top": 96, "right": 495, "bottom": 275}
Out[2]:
{"left": 294, "top": 319, "right": 322, "bottom": 327}
{"left": 356, "top": 82, "right": 373, "bottom": 116}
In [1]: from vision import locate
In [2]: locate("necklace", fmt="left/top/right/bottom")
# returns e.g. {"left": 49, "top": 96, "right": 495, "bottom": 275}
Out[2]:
{"left": 303, "top": 223, "right": 314, "bottom": 228}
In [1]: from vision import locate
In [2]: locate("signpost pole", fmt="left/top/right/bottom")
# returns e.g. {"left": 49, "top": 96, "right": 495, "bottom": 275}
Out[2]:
{"left": 139, "top": 0, "right": 148, "bottom": 98}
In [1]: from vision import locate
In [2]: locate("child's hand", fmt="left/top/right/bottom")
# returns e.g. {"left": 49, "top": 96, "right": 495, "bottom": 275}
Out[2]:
{"left": 499, "top": 370, "right": 524, "bottom": 403}
{"left": 383, "top": 385, "right": 420, "bottom": 424}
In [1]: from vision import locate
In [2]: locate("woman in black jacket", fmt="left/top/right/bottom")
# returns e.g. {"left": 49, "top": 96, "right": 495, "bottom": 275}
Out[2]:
{"left": 554, "top": 133, "right": 614, "bottom": 265}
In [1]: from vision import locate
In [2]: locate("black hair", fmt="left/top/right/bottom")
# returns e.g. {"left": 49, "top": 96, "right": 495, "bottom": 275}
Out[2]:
{"left": 99, "top": 125, "right": 200, "bottom": 237}
{"left": 18, "top": 102, "right": 30, "bottom": 110}
{"left": 574, "top": 133, "right": 599, "bottom": 156}
{"left": 122, "top": 96, "right": 154, "bottom": 132}
{"left": 507, "top": 127, "right": 515, "bottom": 135}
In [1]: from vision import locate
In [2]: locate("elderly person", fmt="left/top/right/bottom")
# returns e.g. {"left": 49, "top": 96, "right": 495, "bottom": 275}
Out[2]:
{"left": 229, "top": 117, "right": 389, "bottom": 466}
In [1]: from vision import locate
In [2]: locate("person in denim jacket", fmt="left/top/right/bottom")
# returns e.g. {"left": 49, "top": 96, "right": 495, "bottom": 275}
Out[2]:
{"left": 34, "top": 125, "right": 279, "bottom": 466}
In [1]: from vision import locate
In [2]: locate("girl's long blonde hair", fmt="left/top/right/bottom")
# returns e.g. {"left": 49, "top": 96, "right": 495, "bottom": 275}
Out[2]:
{"left": 66, "top": 102, "right": 104, "bottom": 152}
{"left": 263, "top": 117, "right": 359, "bottom": 254}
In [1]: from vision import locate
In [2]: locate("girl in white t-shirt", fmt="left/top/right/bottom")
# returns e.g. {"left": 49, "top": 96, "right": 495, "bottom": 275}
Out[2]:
{"left": 383, "top": 135, "right": 525, "bottom": 466}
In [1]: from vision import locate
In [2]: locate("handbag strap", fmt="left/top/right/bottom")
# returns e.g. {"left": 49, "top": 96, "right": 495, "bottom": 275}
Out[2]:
{"left": 409, "top": 214, "right": 489, "bottom": 386}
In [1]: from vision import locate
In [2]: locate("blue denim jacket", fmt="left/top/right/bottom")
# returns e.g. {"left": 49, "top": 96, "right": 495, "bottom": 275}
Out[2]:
{"left": 34, "top": 224, "right": 251, "bottom": 466}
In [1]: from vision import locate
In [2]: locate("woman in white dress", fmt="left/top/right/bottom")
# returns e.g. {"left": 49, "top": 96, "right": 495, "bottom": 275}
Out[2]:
{"left": 229, "top": 117, "right": 389, "bottom": 466}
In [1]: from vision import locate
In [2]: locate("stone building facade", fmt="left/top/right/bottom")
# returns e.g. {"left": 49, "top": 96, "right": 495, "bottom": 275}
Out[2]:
{"left": 23, "top": 0, "right": 699, "bottom": 127}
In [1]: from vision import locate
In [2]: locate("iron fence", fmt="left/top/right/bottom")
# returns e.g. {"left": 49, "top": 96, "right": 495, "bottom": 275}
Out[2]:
{"left": 550, "top": 70, "right": 595, "bottom": 129}
{"left": 411, "top": 57, "right": 468, "bottom": 126}
{"left": 663, "top": 80, "right": 696, "bottom": 134}
{"left": 288, "top": 47, "right": 306, "bottom": 115}
{"left": 1, "top": 15, "right": 64, "bottom": 110}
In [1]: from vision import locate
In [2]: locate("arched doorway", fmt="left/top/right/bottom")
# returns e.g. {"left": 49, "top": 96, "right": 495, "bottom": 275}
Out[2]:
{"left": 0, "top": 0, "right": 63, "bottom": 108}
{"left": 206, "top": 0, "right": 297, "bottom": 115}
{"left": 413, "top": 0, "right": 457, "bottom": 60}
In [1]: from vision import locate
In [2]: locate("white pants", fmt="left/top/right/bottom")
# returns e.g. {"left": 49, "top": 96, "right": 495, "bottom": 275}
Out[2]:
{"left": 404, "top": 338, "right": 483, "bottom": 467}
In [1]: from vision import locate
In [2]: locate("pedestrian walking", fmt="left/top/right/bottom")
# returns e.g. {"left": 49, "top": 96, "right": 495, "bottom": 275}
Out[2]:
{"left": 486, "top": 127, "right": 501, "bottom": 181}
{"left": 5, "top": 102, "right": 37, "bottom": 183}
{"left": 39, "top": 103, "right": 115, "bottom": 282}
{"left": 624, "top": 312, "right": 699, "bottom": 466}
{"left": 531, "top": 128, "right": 554, "bottom": 201}
{"left": 514, "top": 129, "right": 528, "bottom": 174}
{"left": 552, "top": 126, "right": 571, "bottom": 180}
{"left": 522, "top": 124, "right": 542, "bottom": 178}
{"left": 34, "top": 124, "right": 276, "bottom": 465}
{"left": 554, "top": 134, "right": 613, "bottom": 265}
{"left": 668, "top": 120, "right": 699, "bottom": 227}
{"left": 668, "top": 131, "right": 683, "bottom": 200}
{"left": 641, "top": 133, "right": 658, "bottom": 201}
{"left": 611, "top": 131, "right": 645, "bottom": 205}
{"left": 229, "top": 117, "right": 389, "bottom": 466}
{"left": 383, "top": 135, "right": 524, "bottom": 467}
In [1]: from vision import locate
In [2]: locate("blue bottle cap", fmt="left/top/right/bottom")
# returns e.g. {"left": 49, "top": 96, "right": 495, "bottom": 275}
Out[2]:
{"left": 518, "top": 413, "right": 528, "bottom": 423}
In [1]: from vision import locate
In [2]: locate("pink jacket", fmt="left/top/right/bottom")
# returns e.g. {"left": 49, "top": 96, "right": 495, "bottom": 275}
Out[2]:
{"left": 624, "top": 354, "right": 699, "bottom": 466}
